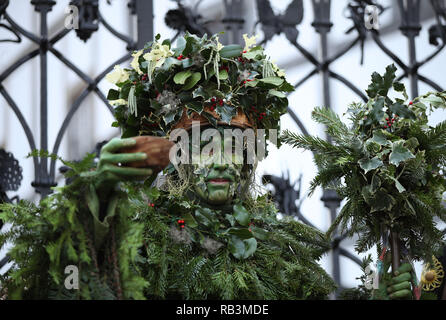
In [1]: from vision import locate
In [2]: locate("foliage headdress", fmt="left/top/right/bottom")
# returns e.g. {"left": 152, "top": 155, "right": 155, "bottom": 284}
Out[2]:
{"left": 106, "top": 32, "right": 293, "bottom": 140}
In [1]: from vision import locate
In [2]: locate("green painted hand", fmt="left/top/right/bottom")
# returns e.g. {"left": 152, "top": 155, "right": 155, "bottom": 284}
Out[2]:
{"left": 387, "top": 263, "right": 413, "bottom": 299}
{"left": 81, "top": 138, "right": 153, "bottom": 194}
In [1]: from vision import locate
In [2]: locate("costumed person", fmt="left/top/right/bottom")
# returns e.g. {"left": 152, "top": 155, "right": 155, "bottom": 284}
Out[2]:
{"left": 0, "top": 33, "right": 335, "bottom": 299}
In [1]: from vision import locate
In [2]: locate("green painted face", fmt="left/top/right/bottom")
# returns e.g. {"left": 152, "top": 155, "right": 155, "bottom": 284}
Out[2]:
{"left": 190, "top": 127, "right": 248, "bottom": 206}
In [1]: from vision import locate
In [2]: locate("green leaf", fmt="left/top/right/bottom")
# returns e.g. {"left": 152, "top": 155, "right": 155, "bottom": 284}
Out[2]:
{"left": 242, "top": 49, "right": 263, "bottom": 60}
{"left": 218, "top": 69, "right": 228, "bottom": 80}
{"left": 174, "top": 70, "right": 193, "bottom": 84}
{"left": 259, "top": 77, "right": 284, "bottom": 87}
{"left": 420, "top": 94, "right": 445, "bottom": 108}
{"left": 228, "top": 236, "right": 257, "bottom": 259}
{"left": 369, "top": 130, "right": 390, "bottom": 146}
{"left": 389, "top": 102, "right": 416, "bottom": 119}
{"left": 268, "top": 89, "right": 286, "bottom": 98}
{"left": 219, "top": 44, "right": 243, "bottom": 58}
{"left": 173, "top": 36, "right": 186, "bottom": 55}
{"left": 227, "top": 227, "right": 253, "bottom": 239}
{"left": 359, "top": 157, "right": 383, "bottom": 173}
{"left": 243, "top": 238, "right": 257, "bottom": 259}
{"left": 107, "top": 89, "right": 120, "bottom": 100}
{"left": 182, "top": 72, "right": 202, "bottom": 91}
{"left": 366, "top": 64, "right": 396, "bottom": 98}
{"left": 370, "top": 190, "right": 396, "bottom": 213}
{"left": 183, "top": 212, "right": 198, "bottom": 228}
{"left": 389, "top": 140, "right": 415, "bottom": 166}
{"left": 233, "top": 203, "right": 250, "bottom": 226}
{"left": 216, "top": 102, "right": 237, "bottom": 124}
{"left": 250, "top": 226, "right": 269, "bottom": 240}
{"left": 387, "top": 175, "right": 406, "bottom": 193}
{"left": 185, "top": 101, "right": 204, "bottom": 114}
{"left": 161, "top": 57, "right": 182, "bottom": 70}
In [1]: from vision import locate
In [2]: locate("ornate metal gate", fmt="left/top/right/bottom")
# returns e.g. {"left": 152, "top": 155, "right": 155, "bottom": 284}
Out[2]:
{"left": 1, "top": 0, "right": 445, "bottom": 297}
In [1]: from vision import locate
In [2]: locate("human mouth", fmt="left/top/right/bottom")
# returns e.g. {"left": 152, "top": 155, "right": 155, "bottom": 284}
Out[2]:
{"left": 207, "top": 178, "right": 231, "bottom": 185}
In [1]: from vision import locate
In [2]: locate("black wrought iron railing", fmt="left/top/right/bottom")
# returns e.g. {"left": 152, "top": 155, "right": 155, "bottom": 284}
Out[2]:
{"left": 1, "top": 0, "right": 445, "bottom": 297}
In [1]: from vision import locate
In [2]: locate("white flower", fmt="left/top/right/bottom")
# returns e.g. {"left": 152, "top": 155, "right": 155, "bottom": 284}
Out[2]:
{"left": 272, "top": 61, "right": 286, "bottom": 77}
{"left": 143, "top": 42, "right": 173, "bottom": 69}
{"left": 215, "top": 36, "right": 224, "bottom": 51}
{"left": 109, "top": 99, "right": 127, "bottom": 106}
{"left": 243, "top": 34, "right": 258, "bottom": 52}
{"left": 105, "top": 65, "right": 129, "bottom": 84}
{"left": 131, "top": 50, "right": 144, "bottom": 75}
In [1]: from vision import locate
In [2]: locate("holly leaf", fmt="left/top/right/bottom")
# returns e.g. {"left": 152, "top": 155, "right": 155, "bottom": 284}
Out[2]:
{"left": 389, "top": 140, "right": 415, "bottom": 166}
{"left": 233, "top": 203, "right": 250, "bottom": 226}
{"left": 389, "top": 102, "right": 416, "bottom": 119}
{"left": 216, "top": 102, "right": 237, "bottom": 124}
{"left": 174, "top": 70, "right": 193, "bottom": 84}
{"left": 359, "top": 156, "right": 383, "bottom": 173}
{"left": 366, "top": 64, "right": 397, "bottom": 98}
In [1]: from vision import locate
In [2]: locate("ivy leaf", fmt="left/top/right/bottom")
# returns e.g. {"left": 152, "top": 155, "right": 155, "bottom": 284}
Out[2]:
{"left": 389, "top": 140, "right": 415, "bottom": 166}
{"left": 359, "top": 157, "right": 383, "bottom": 173}
{"left": 369, "top": 130, "right": 390, "bottom": 146}
{"left": 182, "top": 72, "right": 202, "bottom": 91}
{"left": 242, "top": 49, "right": 263, "bottom": 60}
{"left": 420, "top": 94, "right": 445, "bottom": 108}
{"left": 219, "top": 44, "right": 243, "bottom": 58}
{"left": 173, "top": 36, "right": 186, "bottom": 55}
{"left": 268, "top": 89, "right": 286, "bottom": 98}
{"left": 387, "top": 175, "right": 406, "bottom": 193}
{"left": 174, "top": 70, "right": 193, "bottom": 84}
{"left": 233, "top": 203, "right": 250, "bottom": 226}
{"left": 259, "top": 77, "right": 284, "bottom": 87}
{"left": 161, "top": 57, "right": 182, "bottom": 70}
{"left": 370, "top": 190, "right": 396, "bottom": 213}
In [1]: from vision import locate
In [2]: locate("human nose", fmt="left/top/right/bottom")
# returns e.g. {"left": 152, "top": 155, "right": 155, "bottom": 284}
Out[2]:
{"left": 212, "top": 162, "right": 228, "bottom": 172}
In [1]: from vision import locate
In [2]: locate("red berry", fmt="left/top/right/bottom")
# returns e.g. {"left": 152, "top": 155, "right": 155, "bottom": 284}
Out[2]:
{"left": 409, "top": 101, "right": 413, "bottom": 105}
{"left": 384, "top": 125, "right": 387, "bottom": 129}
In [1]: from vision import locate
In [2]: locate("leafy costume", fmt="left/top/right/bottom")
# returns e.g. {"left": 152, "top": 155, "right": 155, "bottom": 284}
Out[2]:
{"left": 0, "top": 33, "right": 335, "bottom": 299}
